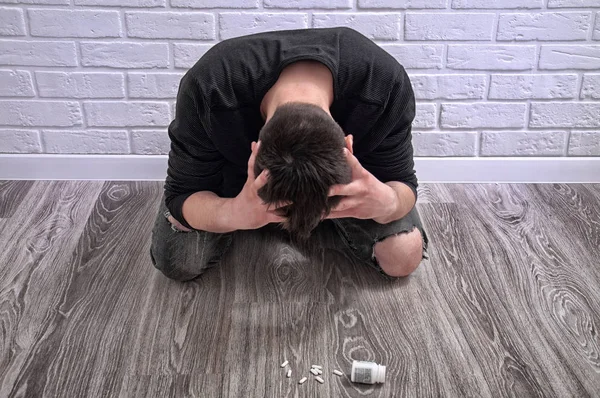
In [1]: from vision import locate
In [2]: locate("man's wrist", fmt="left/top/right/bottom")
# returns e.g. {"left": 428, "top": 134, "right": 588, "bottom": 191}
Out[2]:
{"left": 374, "top": 182, "right": 401, "bottom": 224}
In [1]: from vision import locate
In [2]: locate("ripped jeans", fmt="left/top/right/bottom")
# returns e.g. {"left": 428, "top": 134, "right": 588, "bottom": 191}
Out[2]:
{"left": 150, "top": 197, "right": 428, "bottom": 281}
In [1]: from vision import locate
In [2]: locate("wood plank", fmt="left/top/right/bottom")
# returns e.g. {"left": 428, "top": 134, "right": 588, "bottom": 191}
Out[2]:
{"left": 0, "top": 180, "right": 35, "bottom": 218}
{"left": 444, "top": 184, "right": 599, "bottom": 396}
{"left": 0, "top": 180, "right": 104, "bottom": 397}
{"left": 417, "top": 183, "right": 455, "bottom": 204}
{"left": 1, "top": 181, "right": 162, "bottom": 397}
{"left": 119, "top": 374, "right": 223, "bottom": 398}
{"left": 2, "top": 182, "right": 600, "bottom": 397}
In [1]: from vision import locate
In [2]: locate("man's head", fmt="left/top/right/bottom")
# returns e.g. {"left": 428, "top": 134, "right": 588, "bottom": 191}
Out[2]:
{"left": 254, "top": 102, "right": 352, "bottom": 241}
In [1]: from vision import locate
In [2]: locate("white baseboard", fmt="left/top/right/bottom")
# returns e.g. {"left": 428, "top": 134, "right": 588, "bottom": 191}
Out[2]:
{"left": 1, "top": 154, "right": 599, "bottom": 182}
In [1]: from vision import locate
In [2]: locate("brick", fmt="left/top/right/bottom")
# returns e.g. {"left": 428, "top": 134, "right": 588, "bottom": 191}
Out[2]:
{"left": 530, "top": 102, "right": 600, "bottom": 128}
{"left": 413, "top": 103, "right": 437, "bottom": 128}
{"left": 0, "top": 70, "right": 34, "bottom": 96}
{"left": 358, "top": 0, "right": 446, "bottom": 8}
{"left": 548, "top": 0, "right": 600, "bottom": 7}
{"left": 126, "top": 12, "right": 214, "bottom": 40}
{"left": 0, "top": 40, "right": 77, "bottom": 66}
{"left": 380, "top": 44, "right": 443, "bottom": 69}
{"left": 266, "top": 0, "right": 351, "bottom": 8}
{"left": 172, "top": 0, "right": 258, "bottom": 7}
{"left": 481, "top": 131, "right": 566, "bottom": 156}
{"left": 489, "top": 74, "right": 577, "bottom": 99}
{"left": 43, "top": 130, "right": 129, "bottom": 154}
{"left": 497, "top": 12, "right": 591, "bottom": 41}
{"left": 412, "top": 131, "right": 476, "bottom": 156}
{"left": 74, "top": 0, "right": 165, "bottom": 6}
{"left": 0, "top": 129, "right": 41, "bottom": 153}
{"left": 452, "top": 0, "right": 542, "bottom": 8}
{"left": 173, "top": 43, "right": 213, "bottom": 68}
{"left": 220, "top": 13, "right": 308, "bottom": 40}
{"left": 128, "top": 73, "right": 183, "bottom": 98}
{"left": 405, "top": 13, "right": 494, "bottom": 41}
{"left": 441, "top": 103, "right": 527, "bottom": 128}
{"left": 80, "top": 42, "right": 169, "bottom": 68}
{"left": 36, "top": 72, "right": 124, "bottom": 98}
{"left": 447, "top": 45, "right": 535, "bottom": 70}
{"left": 0, "top": 0, "right": 68, "bottom": 4}
{"left": 581, "top": 74, "right": 600, "bottom": 99}
{"left": 313, "top": 13, "right": 401, "bottom": 40}
{"left": 569, "top": 131, "right": 600, "bottom": 156}
{"left": 539, "top": 45, "right": 600, "bottom": 70}
{"left": 0, "top": 101, "right": 82, "bottom": 127}
{"left": 594, "top": 12, "right": 599, "bottom": 40}
{"left": 131, "top": 129, "right": 170, "bottom": 154}
{"left": 0, "top": 7, "right": 25, "bottom": 36}
{"left": 29, "top": 9, "right": 121, "bottom": 38}
{"left": 84, "top": 102, "right": 171, "bottom": 127}
{"left": 410, "top": 74, "right": 486, "bottom": 99}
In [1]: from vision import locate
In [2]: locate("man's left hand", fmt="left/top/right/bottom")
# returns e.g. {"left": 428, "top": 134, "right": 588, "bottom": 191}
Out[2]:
{"left": 325, "top": 148, "right": 399, "bottom": 224}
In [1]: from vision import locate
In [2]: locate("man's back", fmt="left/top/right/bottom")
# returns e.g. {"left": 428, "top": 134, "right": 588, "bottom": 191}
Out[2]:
{"left": 166, "top": 27, "right": 416, "bottom": 216}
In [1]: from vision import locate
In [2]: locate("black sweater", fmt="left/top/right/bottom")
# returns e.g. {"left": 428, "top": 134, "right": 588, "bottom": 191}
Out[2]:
{"left": 165, "top": 27, "right": 417, "bottom": 230}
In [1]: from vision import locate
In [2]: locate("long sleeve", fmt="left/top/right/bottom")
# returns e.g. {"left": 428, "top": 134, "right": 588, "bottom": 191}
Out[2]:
{"left": 164, "top": 73, "right": 225, "bottom": 230}
{"left": 356, "top": 67, "right": 418, "bottom": 199}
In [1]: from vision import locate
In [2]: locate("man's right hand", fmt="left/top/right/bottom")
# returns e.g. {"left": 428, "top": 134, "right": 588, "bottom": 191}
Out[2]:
{"left": 228, "top": 141, "right": 288, "bottom": 230}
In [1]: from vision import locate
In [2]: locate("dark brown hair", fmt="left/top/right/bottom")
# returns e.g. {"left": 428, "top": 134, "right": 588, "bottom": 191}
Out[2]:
{"left": 254, "top": 102, "right": 352, "bottom": 242}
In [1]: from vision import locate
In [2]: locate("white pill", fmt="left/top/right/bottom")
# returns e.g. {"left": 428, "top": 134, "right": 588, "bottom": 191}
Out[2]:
{"left": 315, "top": 376, "right": 324, "bottom": 384}
{"left": 286, "top": 369, "right": 292, "bottom": 378}
{"left": 333, "top": 370, "right": 343, "bottom": 376}
{"left": 311, "top": 365, "right": 322, "bottom": 369}
{"left": 310, "top": 368, "right": 319, "bottom": 376}
{"left": 299, "top": 377, "right": 307, "bottom": 384}
{"left": 316, "top": 369, "right": 323, "bottom": 375}
{"left": 280, "top": 360, "right": 288, "bottom": 368}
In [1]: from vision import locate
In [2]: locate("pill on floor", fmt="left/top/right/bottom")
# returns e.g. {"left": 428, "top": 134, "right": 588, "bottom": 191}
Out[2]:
{"left": 311, "top": 365, "right": 322, "bottom": 369}
{"left": 315, "top": 376, "right": 324, "bottom": 384}
{"left": 315, "top": 369, "right": 323, "bottom": 375}
{"left": 286, "top": 369, "right": 292, "bottom": 378}
{"left": 280, "top": 360, "right": 289, "bottom": 368}
{"left": 299, "top": 377, "right": 308, "bottom": 384}
{"left": 310, "top": 368, "right": 319, "bottom": 376}
{"left": 333, "top": 370, "right": 343, "bottom": 376}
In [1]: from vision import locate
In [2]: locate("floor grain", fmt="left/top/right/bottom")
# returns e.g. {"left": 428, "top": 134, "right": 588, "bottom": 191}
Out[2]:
{"left": 0, "top": 182, "right": 599, "bottom": 397}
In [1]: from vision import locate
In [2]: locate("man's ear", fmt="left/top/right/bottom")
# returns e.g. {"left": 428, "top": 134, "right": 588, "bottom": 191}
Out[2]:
{"left": 345, "top": 134, "right": 354, "bottom": 154}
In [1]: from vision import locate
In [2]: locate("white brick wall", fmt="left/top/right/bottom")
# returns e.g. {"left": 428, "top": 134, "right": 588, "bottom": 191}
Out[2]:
{"left": 0, "top": 1, "right": 599, "bottom": 157}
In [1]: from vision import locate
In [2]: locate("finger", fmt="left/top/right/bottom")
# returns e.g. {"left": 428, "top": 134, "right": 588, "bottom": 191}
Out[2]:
{"left": 329, "top": 181, "right": 365, "bottom": 197}
{"left": 325, "top": 209, "right": 355, "bottom": 220}
{"left": 331, "top": 197, "right": 361, "bottom": 213}
{"left": 247, "top": 140, "right": 260, "bottom": 181}
{"left": 267, "top": 200, "right": 292, "bottom": 210}
{"left": 266, "top": 211, "right": 286, "bottom": 224}
{"left": 344, "top": 148, "right": 365, "bottom": 177}
{"left": 253, "top": 168, "right": 269, "bottom": 190}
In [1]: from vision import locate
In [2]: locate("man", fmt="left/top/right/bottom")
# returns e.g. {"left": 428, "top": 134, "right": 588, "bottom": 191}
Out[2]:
{"left": 150, "top": 27, "right": 428, "bottom": 282}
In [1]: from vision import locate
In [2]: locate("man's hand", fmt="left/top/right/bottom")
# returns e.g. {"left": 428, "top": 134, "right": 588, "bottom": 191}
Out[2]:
{"left": 325, "top": 148, "right": 399, "bottom": 224}
{"left": 228, "top": 141, "right": 288, "bottom": 230}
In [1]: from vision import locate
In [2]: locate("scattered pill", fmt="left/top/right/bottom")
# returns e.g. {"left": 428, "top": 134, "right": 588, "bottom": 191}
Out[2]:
{"left": 311, "top": 365, "right": 322, "bottom": 369}
{"left": 315, "top": 376, "right": 324, "bottom": 384}
{"left": 286, "top": 369, "right": 292, "bottom": 378}
{"left": 310, "top": 368, "right": 319, "bottom": 376}
{"left": 299, "top": 377, "right": 307, "bottom": 384}
{"left": 315, "top": 369, "right": 323, "bottom": 375}
{"left": 280, "top": 360, "right": 289, "bottom": 368}
{"left": 333, "top": 370, "right": 343, "bottom": 376}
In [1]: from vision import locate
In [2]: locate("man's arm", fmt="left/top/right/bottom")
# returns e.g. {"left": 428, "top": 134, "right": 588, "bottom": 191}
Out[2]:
{"left": 327, "top": 67, "right": 418, "bottom": 223}
{"left": 358, "top": 66, "right": 418, "bottom": 219}
{"left": 165, "top": 72, "right": 231, "bottom": 232}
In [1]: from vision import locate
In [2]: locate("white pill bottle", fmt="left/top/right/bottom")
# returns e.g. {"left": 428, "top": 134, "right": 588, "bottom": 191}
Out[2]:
{"left": 351, "top": 360, "right": 386, "bottom": 384}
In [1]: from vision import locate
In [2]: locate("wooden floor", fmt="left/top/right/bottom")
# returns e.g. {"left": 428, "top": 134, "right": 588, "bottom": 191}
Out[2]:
{"left": 0, "top": 181, "right": 599, "bottom": 397}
